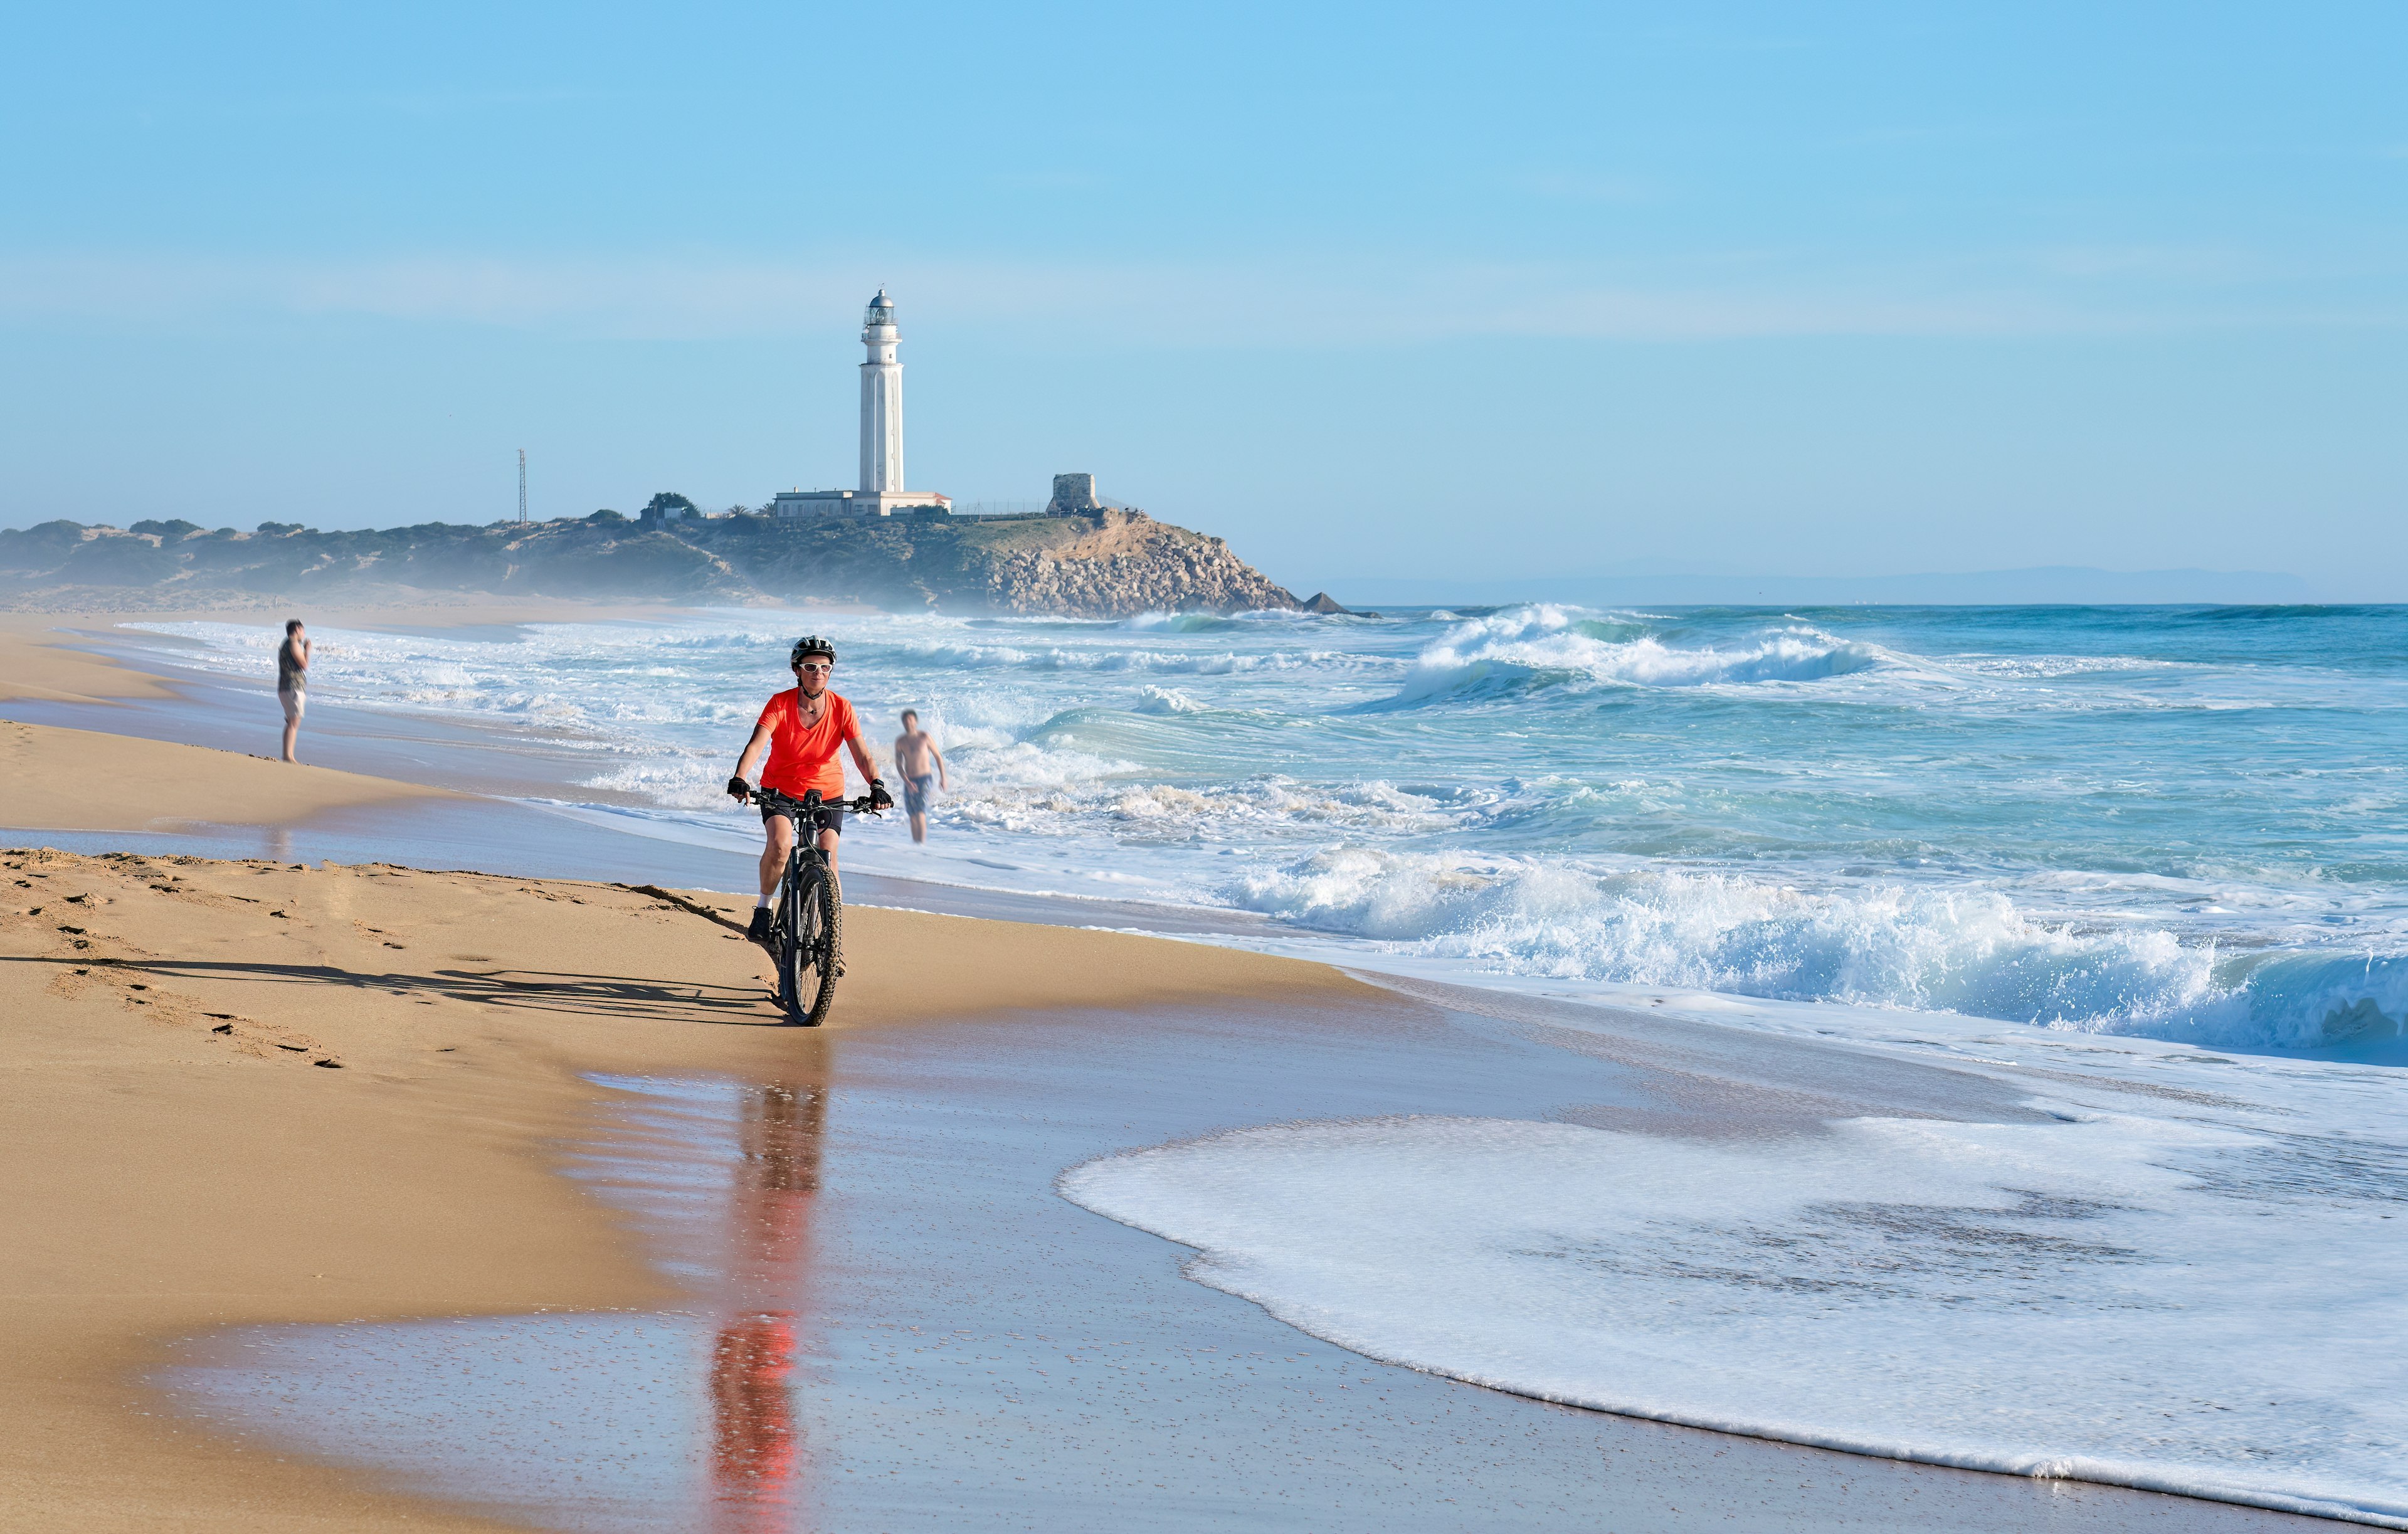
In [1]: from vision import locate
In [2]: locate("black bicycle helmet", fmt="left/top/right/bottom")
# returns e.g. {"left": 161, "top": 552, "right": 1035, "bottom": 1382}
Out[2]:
{"left": 791, "top": 635, "right": 837, "bottom": 665}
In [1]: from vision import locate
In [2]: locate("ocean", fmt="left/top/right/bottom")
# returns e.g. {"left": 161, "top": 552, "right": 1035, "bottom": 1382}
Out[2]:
{"left": 133, "top": 600, "right": 2408, "bottom": 1522}
{"left": 137, "top": 601, "right": 2408, "bottom": 1057}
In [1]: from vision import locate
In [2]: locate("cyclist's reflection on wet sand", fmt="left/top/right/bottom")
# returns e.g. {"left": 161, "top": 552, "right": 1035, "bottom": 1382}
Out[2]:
{"left": 707, "top": 1078, "right": 827, "bottom": 1531}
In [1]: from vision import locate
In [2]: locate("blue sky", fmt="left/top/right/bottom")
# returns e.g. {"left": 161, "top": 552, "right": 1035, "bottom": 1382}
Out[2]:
{"left": 3, "top": 3, "right": 2402, "bottom": 598}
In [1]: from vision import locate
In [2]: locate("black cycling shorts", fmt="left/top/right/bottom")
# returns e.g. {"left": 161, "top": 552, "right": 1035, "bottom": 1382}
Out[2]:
{"left": 761, "top": 801, "right": 843, "bottom": 837}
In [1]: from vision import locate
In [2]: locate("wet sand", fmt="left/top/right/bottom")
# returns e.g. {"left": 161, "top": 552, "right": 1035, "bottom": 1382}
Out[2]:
{"left": 0, "top": 847, "right": 1363, "bottom": 1531}
{"left": 2, "top": 717, "right": 457, "bottom": 834}
{"left": 161, "top": 995, "right": 2330, "bottom": 1531}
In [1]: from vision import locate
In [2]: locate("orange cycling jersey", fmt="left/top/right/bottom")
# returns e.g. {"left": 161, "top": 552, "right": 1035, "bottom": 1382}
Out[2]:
{"left": 754, "top": 688, "right": 859, "bottom": 798}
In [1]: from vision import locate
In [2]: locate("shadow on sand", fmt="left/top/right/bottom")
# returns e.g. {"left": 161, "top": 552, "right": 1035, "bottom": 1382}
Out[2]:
{"left": 8, "top": 954, "right": 786, "bottom": 1027}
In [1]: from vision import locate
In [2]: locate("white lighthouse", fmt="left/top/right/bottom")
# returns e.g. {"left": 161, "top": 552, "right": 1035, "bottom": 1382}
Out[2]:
{"left": 859, "top": 288, "right": 903, "bottom": 492}
{"left": 771, "top": 288, "right": 951, "bottom": 519}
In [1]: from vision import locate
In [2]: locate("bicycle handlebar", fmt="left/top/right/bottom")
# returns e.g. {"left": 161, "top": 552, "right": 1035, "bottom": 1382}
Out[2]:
{"left": 747, "top": 785, "right": 885, "bottom": 816}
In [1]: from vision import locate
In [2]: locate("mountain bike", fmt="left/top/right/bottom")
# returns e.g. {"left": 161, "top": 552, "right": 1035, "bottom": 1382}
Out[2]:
{"left": 747, "top": 785, "right": 884, "bottom": 1026}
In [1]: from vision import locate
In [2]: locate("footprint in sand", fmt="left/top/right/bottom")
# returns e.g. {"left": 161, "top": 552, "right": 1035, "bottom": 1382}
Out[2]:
{"left": 194, "top": 1012, "right": 344, "bottom": 1071}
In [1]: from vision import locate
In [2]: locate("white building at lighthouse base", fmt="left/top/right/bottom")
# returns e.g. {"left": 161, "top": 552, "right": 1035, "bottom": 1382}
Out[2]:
{"left": 769, "top": 487, "right": 951, "bottom": 518}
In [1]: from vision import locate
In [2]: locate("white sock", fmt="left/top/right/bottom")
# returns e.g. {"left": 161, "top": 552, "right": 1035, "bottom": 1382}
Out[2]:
{"left": 754, "top": 892, "right": 773, "bottom": 910}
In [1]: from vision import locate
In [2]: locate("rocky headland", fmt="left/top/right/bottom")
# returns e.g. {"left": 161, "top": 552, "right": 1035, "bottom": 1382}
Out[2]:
{"left": 0, "top": 507, "right": 1337, "bottom": 618}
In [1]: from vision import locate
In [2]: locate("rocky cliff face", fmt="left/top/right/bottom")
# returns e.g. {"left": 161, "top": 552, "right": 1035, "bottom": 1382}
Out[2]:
{"left": 0, "top": 509, "right": 1302, "bottom": 618}
{"left": 976, "top": 511, "right": 1294, "bottom": 616}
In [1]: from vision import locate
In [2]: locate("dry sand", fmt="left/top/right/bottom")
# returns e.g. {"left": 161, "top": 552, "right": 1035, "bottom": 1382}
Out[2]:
{"left": 0, "top": 842, "right": 1363, "bottom": 1531}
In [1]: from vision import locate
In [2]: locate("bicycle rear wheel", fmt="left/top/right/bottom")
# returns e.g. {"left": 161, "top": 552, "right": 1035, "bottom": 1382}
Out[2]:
{"left": 784, "top": 858, "right": 840, "bottom": 1027}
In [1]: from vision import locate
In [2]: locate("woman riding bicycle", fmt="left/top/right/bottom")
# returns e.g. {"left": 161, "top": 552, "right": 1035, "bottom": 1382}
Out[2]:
{"left": 727, "top": 636, "right": 892, "bottom": 946}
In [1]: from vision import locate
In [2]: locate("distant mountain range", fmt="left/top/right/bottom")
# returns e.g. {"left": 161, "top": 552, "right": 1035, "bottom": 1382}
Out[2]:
{"left": 0, "top": 510, "right": 1319, "bottom": 618}
{"left": 1338, "top": 566, "right": 2328, "bottom": 608}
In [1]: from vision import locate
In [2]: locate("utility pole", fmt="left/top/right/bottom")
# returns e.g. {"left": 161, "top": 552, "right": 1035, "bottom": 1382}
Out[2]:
{"left": 517, "top": 448, "right": 527, "bottom": 524}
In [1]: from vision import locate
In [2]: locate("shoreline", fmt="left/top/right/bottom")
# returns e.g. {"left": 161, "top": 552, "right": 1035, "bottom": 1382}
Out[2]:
{"left": 0, "top": 606, "right": 1301, "bottom": 936}
{"left": 0, "top": 604, "right": 2379, "bottom": 1521}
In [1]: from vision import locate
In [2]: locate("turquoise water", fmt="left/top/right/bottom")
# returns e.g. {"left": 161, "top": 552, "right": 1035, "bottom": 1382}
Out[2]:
{"left": 140, "top": 602, "right": 2408, "bottom": 1051}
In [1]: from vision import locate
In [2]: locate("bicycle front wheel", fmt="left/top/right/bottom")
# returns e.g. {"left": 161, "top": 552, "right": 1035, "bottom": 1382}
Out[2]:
{"left": 785, "top": 858, "right": 841, "bottom": 1027}
{"left": 776, "top": 854, "right": 808, "bottom": 1022}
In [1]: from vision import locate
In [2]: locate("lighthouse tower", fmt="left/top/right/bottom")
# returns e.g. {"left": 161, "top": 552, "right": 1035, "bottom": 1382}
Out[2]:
{"left": 859, "top": 288, "right": 904, "bottom": 493}
{"left": 769, "top": 288, "right": 951, "bottom": 519}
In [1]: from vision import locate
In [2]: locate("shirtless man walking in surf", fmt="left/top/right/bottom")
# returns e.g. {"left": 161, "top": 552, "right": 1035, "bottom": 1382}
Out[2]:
{"left": 892, "top": 709, "right": 948, "bottom": 844}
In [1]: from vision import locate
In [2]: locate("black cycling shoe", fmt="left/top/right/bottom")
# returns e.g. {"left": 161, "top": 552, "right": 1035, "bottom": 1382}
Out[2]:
{"left": 746, "top": 907, "right": 774, "bottom": 946}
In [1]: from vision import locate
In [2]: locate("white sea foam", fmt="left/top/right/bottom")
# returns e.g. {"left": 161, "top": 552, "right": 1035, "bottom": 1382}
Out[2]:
{"left": 1384, "top": 605, "right": 1890, "bottom": 704}
{"left": 1134, "top": 684, "right": 1207, "bottom": 714}
{"left": 1230, "top": 849, "right": 2408, "bottom": 1049}
{"left": 888, "top": 638, "right": 1363, "bottom": 677}
{"left": 1950, "top": 652, "right": 2181, "bottom": 680}
{"left": 1121, "top": 611, "right": 1238, "bottom": 633}
{"left": 1061, "top": 1109, "right": 2408, "bottom": 1525}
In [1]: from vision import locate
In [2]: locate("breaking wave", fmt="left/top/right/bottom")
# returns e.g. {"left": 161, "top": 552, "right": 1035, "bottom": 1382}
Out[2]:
{"left": 1133, "top": 685, "right": 1207, "bottom": 714}
{"left": 1382, "top": 605, "right": 1891, "bottom": 706}
{"left": 1231, "top": 849, "right": 2408, "bottom": 1050}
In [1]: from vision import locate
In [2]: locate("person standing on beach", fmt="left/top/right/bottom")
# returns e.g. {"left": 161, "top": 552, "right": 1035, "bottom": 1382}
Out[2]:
{"left": 892, "top": 709, "right": 948, "bottom": 844}
{"left": 276, "top": 619, "right": 310, "bottom": 763}
{"left": 726, "top": 636, "right": 892, "bottom": 946}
